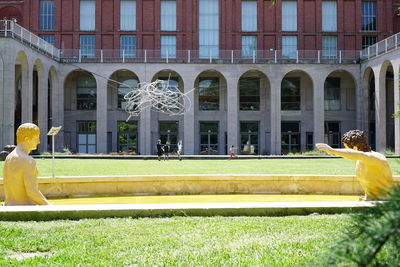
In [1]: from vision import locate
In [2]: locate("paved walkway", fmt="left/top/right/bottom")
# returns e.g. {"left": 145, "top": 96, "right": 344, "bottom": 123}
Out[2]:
{"left": 0, "top": 201, "right": 377, "bottom": 220}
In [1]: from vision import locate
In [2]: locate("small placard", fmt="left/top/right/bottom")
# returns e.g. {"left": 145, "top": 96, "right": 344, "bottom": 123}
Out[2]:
{"left": 47, "top": 126, "right": 62, "bottom": 136}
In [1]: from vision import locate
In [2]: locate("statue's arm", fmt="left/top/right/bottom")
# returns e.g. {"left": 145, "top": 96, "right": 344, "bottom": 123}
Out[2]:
{"left": 24, "top": 161, "right": 50, "bottom": 205}
{"left": 316, "top": 143, "right": 373, "bottom": 162}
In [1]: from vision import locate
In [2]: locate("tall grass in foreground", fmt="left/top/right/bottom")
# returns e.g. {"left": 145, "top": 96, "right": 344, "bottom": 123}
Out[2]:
{"left": 0, "top": 215, "right": 350, "bottom": 266}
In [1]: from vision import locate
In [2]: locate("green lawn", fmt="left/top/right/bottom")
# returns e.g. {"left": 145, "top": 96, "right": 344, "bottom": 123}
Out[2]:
{"left": 1, "top": 158, "right": 399, "bottom": 177}
{"left": 0, "top": 215, "right": 351, "bottom": 266}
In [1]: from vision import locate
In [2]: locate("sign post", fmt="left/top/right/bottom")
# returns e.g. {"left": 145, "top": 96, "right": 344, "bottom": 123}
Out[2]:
{"left": 47, "top": 126, "right": 62, "bottom": 178}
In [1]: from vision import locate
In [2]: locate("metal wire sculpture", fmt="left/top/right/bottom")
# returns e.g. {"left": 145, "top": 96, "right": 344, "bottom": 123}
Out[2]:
{"left": 124, "top": 79, "right": 192, "bottom": 121}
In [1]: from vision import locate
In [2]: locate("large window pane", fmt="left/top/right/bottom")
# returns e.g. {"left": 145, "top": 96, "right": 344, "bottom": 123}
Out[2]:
{"left": 324, "top": 121, "right": 341, "bottom": 148}
{"left": 39, "top": 0, "right": 55, "bottom": 30}
{"left": 362, "top": 36, "right": 377, "bottom": 49}
{"left": 242, "top": 1, "right": 257, "bottom": 32}
{"left": 240, "top": 122, "right": 259, "bottom": 154}
{"left": 120, "top": 35, "right": 136, "bottom": 58}
{"left": 199, "top": 0, "right": 219, "bottom": 58}
{"left": 39, "top": 35, "right": 55, "bottom": 46}
{"left": 80, "top": 0, "right": 95, "bottom": 31}
{"left": 322, "top": 1, "right": 337, "bottom": 32}
{"left": 117, "top": 76, "right": 139, "bottom": 109}
{"left": 77, "top": 121, "right": 96, "bottom": 153}
{"left": 200, "top": 122, "right": 219, "bottom": 154}
{"left": 118, "top": 121, "right": 138, "bottom": 153}
{"left": 282, "top": 36, "right": 297, "bottom": 59}
{"left": 324, "top": 77, "right": 341, "bottom": 110}
{"left": 159, "top": 121, "right": 179, "bottom": 147}
{"left": 239, "top": 77, "right": 260, "bottom": 111}
{"left": 161, "top": 35, "right": 176, "bottom": 58}
{"left": 120, "top": 0, "right": 136, "bottom": 31}
{"left": 77, "top": 74, "right": 96, "bottom": 110}
{"left": 80, "top": 35, "right": 95, "bottom": 57}
{"left": 322, "top": 36, "right": 337, "bottom": 59}
{"left": 281, "top": 121, "right": 300, "bottom": 154}
{"left": 161, "top": 0, "right": 176, "bottom": 31}
{"left": 281, "top": 77, "right": 300, "bottom": 110}
{"left": 362, "top": 1, "right": 376, "bottom": 32}
{"left": 242, "top": 36, "right": 257, "bottom": 58}
{"left": 282, "top": 1, "right": 297, "bottom": 31}
{"left": 199, "top": 78, "right": 219, "bottom": 110}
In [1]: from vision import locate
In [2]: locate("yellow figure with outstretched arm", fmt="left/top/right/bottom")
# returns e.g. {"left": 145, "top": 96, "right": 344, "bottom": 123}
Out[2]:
{"left": 316, "top": 130, "right": 394, "bottom": 200}
{"left": 3, "top": 123, "right": 50, "bottom": 206}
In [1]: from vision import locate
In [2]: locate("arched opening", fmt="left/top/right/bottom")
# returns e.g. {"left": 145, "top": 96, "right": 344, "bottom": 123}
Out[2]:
{"left": 32, "top": 59, "right": 44, "bottom": 127}
{"left": 323, "top": 70, "right": 357, "bottom": 148}
{"left": 63, "top": 70, "right": 97, "bottom": 153}
{"left": 47, "top": 66, "right": 57, "bottom": 151}
{"left": 107, "top": 69, "right": 140, "bottom": 154}
{"left": 384, "top": 64, "right": 395, "bottom": 151}
{"left": 281, "top": 70, "right": 313, "bottom": 154}
{"left": 0, "top": 6, "right": 23, "bottom": 24}
{"left": 14, "top": 51, "right": 28, "bottom": 138}
{"left": 151, "top": 69, "right": 184, "bottom": 154}
{"left": 194, "top": 69, "right": 227, "bottom": 155}
{"left": 237, "top": 70, "right": 270, "bottom": 155}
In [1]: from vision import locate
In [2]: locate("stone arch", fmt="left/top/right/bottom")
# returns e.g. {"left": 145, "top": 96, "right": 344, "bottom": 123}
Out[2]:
{"left": 379, "top": 60, "right": 395, "bottom": 150}
{"left": 32, "top": 59, "right": 44, "bottom": 126}
{"left": 323, "top": 69, "right": 357, "bottom": 148}
{"left": 14, "top": 51, "right": 29, "bottom": 134}
{"left": 194, "top": 69, "right": 227, "bottom": 111}
{"left": 107, "top": 69, "right": 140, "bottom": 112}
{"left": 362, "top": 67, "right": 376, "bottom": 149}
{"left": 0, "top": 6, "right": 23, "bottom": 24}
{"left": 47, "top": 66, "right": 57, "bottom": 149}
{"left": 63, "top": 69, "right": 97, "bottom": 153}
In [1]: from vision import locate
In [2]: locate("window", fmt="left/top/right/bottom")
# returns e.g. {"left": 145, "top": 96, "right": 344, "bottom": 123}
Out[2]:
{"left": 117, "top": 76, "right": 139, "bottom": 109}
{"left": 282, "top": 1, "right": 297, "bottom": 31}
{"left": 240, "top": 122, "right": 259, "bottom": 154}
{"left": 199, "top": 78, "right": 219, "bottom": 110}
{"left": 281, "top": 77, "right": 300, "bottom": 110}
{"left": 324, "top": 122, "right": 341, "bottom": 148}
{"left": 161, "top": 35, "right": 176, "bottom": 58}
{"left": 161, "top": 0, "right": 176, "bottom": 31}
{"left": 118, "top": 121, "right": 138, "bottom": 153}
{"left": 120, "top": 35, "right": 136, "bottom": 58}
{"left": 157, "top": 77, "right": 180, "bottom": 110}
{"left": 242, "top": 36, "right": 257, "bottom": 58}
{"left": 362, "top": 1, "right": 376, "bottom": 31}
{"left": 39, "top": 35, "right": 55, "bottom": 46}
{"left": 324, "top": 77, "right": 341, "bottom": 111}
{"left": 39, "top": 0, "right": 55, "bottom": 30}
{"left": 281, "top": 122, "right": 300, "bottom": 154}
{"left": 362, "top": 36, "right": 377, "bottom": 49}
{"left": 322, "top": 1, "right": 337, "bottom": 32}
{"left": 242, "top": 1, "right": 257, "bottom": 32}
{"left": 159, "top": 121, "right": 179, "bottom": 146}
{"left": 120, "top": 0, "right": 136, "bottom": 31}
{"left": 239, "top": 77, "right": 260, "bottom": 111}
{"left": 77, "top": 121, "right": 96, "bottom": 153}
{"left": 200, "top": 122, "right": 219, "bottom": 154}
{"left": 80, "top": 0, "right": 95, "bottom": 31}
{"left": 77, "top": 74, "right": 96, "bottom": 110}
{"left": 322, "top": 36, "right": 337, "bottom": 59}
{"left": 282, "top": 36, "right": 297, "bottom": 59}
{"left": 199, "top": 0, "right": 219, "bottom": 58}
{"left": 80, "top": 35, "right": 95, "bottom": 57}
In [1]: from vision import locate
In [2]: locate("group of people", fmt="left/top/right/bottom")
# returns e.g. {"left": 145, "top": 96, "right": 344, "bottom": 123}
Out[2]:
{"left": 156, "top": 140, "right": 182, "bottom": 161}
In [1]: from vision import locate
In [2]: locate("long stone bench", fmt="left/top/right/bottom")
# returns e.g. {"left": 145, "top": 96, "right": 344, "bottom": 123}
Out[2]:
{"left": 1, "top": 174, "right": 399, "bottom": 199}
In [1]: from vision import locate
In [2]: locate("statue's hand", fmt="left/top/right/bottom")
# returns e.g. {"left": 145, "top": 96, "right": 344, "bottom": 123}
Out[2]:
{"left": 315, "top": 143, "right": 333, "bottom": 154}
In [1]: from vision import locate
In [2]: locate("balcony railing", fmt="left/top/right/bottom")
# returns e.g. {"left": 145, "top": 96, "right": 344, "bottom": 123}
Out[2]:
{"left": 0, "top": 20, "right": 60, "bottom": 60}
{"left": 60, "top": 49, "right": 360, "bottom": 64}
{"left": 360, "top": 32, "right": 400, "bottom": 60}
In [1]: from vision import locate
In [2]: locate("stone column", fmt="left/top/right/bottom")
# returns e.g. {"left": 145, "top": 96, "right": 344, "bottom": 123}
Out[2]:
{"left": 269, "top": 77, "right": 281, "bottom": 155}
{"left": 355, "top": 75, "right": 367, "bottom": 131}
{"left": 38, "top": 68, "right": 48, "bottom": 152}
{"left": 183, "top": 76, "right": 196, "bottom": 155}
{"left": 374, "top": 68, "right": 386, "bottom": 151}
{"left": 313, "top": 76, "right": 325, "bottom": 145}
{"left": 53, "top": 71, "right": 64, "bottom": 152}
{"left": 226, "top": 76, "right": 239, "bottom": 153}
{"left": 21, "top": 63, "right": 33, "bottom": 123}
{"left": 96, "top": 76, "right": 108, "bottom": 154}
{"left": 0, "top": 53, "right": 15, "bottom": 147}
{"left": 139, "top": 107, "right": 151, "bottom": 155}
{"left": 393, "top": 65, "right": 400, "bottom": 154}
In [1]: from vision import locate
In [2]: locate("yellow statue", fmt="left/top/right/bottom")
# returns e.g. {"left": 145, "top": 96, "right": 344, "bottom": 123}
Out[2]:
{"left": 316, "top": 130, "right": 394, "bottom": 200}
{"left": 2, "top": 123, "right": 51, "bottom": 205}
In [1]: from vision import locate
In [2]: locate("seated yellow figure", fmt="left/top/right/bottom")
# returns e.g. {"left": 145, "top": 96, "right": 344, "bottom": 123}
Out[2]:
{"left": 316, "top": 130, "right": 394, "bottom": 200}
{"left": 3, "top": 123, "right": 50, "bottom": 206}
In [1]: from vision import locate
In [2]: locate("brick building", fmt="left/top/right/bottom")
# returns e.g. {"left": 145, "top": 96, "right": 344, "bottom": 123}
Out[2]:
{"left": 0, "top": 0, "right": 399, "bottom": 155}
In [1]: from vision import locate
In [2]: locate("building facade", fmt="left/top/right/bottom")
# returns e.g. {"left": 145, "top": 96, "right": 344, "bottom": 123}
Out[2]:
{"left": 0, "top": 0, "right": 399, "bottom": 155}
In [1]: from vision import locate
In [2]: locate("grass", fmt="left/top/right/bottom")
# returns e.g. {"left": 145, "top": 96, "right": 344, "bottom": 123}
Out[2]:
{"left": 0, "top": 215, "right": 352, "bottom": 266}
{"left": 1, "top": 158, "right": 399, "bottom": 177}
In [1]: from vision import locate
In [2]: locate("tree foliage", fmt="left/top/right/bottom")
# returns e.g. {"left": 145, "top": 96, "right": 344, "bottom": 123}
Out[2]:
{"left": 323, "top": 186, "right": 400, "bottom": 266}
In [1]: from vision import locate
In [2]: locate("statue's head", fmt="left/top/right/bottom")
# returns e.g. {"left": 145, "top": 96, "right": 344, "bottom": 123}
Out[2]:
{"left": 341, "top": 130, "right": 371, "bottom": 152}
{"left": 16, "top": 123, "right": 40, "bottom": 150}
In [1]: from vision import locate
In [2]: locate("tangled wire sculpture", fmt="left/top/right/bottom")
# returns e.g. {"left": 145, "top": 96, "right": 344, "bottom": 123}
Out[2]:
{"left": 124, "top": 79, "right": 193, "bottom": 120}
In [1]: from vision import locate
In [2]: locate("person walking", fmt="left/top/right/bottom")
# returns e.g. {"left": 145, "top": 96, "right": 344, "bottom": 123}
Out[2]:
{"left": 177, "top": 140, "right": 183, "bottom": 161}
{"left": 156, "top": 139, "right": 164, "bottom": 161}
